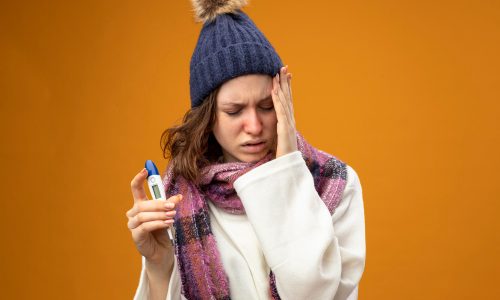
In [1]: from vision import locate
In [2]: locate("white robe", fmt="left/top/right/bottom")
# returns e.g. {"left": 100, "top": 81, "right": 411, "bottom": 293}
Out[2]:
{"left": 134, "top": 151, "right": 366, "bottom": 300}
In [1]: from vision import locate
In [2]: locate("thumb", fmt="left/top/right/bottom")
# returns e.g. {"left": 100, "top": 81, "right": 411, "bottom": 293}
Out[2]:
{"left": 167, "top": 194, "right": 183, "bottom": 207}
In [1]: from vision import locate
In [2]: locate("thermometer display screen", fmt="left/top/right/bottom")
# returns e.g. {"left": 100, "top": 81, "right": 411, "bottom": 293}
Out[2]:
{"left": 152, "top": 184, "right": 161, "bottom": 199}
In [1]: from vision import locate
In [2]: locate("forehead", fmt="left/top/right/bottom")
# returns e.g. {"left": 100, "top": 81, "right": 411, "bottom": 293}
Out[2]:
{"left": 217, "top": 74, "right": 272, "bottom": 104}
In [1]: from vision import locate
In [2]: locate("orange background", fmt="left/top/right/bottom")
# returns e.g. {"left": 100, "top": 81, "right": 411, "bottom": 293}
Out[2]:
{"left": 1, "top": 0, "right": 499, "bottom": 299}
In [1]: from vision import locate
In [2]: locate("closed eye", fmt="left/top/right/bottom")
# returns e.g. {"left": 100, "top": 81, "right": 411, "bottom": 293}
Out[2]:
{"left": 225, "top": 110, "right": 241, "bottom": 116}
{"left": 260, "top": 105, "right": 274, "bottom": 111}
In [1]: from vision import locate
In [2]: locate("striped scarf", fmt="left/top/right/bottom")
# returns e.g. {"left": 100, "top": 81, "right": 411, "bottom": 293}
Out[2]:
{"left": 162, "top": 133, "right": 348, "bottom": 299}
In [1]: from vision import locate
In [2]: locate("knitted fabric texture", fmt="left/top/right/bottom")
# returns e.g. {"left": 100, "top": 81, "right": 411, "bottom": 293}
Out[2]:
{"left": 189, "top": 10, "right": 283, "bottom": 107}
{"left": 162, "top": 133, "right": 348, "bottom": 299}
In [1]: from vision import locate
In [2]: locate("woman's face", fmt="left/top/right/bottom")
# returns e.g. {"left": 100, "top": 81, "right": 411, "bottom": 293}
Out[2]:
{"left": 213, "top": 74, "right": 277, "bottom": 163}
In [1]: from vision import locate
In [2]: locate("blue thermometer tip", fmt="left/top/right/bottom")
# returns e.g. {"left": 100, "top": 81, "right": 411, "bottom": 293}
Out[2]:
{"left": 145, "top": 160, "right": 160, "bottom": 177}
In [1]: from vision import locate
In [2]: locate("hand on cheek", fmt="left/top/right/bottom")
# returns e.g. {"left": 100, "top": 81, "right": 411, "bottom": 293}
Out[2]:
{"left": 271, "top": 65, "right": 297, "bottom": 158}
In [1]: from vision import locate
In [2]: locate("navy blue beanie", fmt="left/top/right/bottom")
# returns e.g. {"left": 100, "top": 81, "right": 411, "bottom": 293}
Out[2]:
{"left": 189, "top": 8, "right": 283, "bottom": 108}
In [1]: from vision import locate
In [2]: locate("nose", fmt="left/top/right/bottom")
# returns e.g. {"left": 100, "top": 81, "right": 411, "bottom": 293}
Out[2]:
{"left": 243, "top": 109, "right": 263, "bottom": 135}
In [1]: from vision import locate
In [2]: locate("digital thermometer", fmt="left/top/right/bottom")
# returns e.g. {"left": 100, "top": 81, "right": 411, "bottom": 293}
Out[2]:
{"left": 145, "top": 160, "right": 174, "bottom": 245}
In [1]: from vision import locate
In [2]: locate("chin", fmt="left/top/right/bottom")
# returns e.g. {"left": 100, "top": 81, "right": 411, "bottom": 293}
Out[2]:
{"left": 223, "top": 145, "right": 273, "bottom": 163}
{"left": 237, "top": 151, "right": 270, "bottom": 163}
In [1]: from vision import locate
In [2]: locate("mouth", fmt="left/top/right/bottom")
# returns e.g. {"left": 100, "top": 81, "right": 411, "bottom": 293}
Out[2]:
{"left": 241, "top": 140, "right": 267, "bottom": 153}
{"left": 242, "top": 140, "right": 265, "bottom": 146}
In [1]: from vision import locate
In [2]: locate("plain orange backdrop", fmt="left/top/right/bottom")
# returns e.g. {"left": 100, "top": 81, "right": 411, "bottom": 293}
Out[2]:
{"left": 1, "top": 0, "right": 499, "bottom": 299}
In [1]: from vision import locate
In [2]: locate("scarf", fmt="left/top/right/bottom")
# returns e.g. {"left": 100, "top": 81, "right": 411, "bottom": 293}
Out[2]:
{"left": 162, "top": 133, "right": 348, "bottom": 300}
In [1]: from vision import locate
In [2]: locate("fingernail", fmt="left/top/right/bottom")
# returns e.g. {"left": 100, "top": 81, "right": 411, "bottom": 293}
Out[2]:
{"left": 164, "top": 219, "right": 174, "bottom": 224}
{"left": 165, "top": 202, "right": 174, "bottom": 209}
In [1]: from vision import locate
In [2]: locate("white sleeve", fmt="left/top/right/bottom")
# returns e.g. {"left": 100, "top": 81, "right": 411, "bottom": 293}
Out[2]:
{"left": 233, "top": 151, "right": 366, "bottom": 300}
{"left": 133, "top": 256, "right": 184, "bottom": 300}
{"left": 133, "top": 256, "right": 150, "bottom": 300}
{"left": 333, "top": 165, "right": 366, "bottom": 300}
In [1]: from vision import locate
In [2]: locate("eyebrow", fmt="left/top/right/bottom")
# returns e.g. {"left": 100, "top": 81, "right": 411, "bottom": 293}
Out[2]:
{"left": 219, "top": 95, "right": 272, "bottom": 107}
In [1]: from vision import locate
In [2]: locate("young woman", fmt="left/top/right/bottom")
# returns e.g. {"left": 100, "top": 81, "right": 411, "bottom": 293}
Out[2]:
{"left": 127, "top": 1, "right": 365, "bottom": 299}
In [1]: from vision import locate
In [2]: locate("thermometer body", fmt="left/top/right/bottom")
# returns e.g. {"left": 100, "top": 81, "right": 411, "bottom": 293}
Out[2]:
{"left": 145, "top": 160, "right": 174, "bottom": 244}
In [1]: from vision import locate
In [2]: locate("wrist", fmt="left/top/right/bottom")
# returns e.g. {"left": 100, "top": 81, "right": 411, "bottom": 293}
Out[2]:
{"left": 145, "top": 254, "right": 174, "bottom": 280}
{"left": 145, "top": 257, "right": 173, "bottom": 300}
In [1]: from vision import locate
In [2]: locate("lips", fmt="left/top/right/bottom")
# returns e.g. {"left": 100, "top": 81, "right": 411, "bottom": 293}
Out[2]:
{"left": 242, "top": 140, "right": 264, "bottom": 146}
{"left": 241, "top": 140, "right": 267, "bottom": 153}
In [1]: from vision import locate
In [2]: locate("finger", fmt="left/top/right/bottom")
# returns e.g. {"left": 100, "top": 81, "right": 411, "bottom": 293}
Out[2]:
{"left": 285, "top": 71, "right": 294, "bottom": 120}
{"left": 126, "top": 199, "right": 171, "bottom": 218}
{"left": 128, "top": 210, "right": 177, "bottom": 229}
{"left": 128, "top": 211, "right": 177, "bottom": 229}
{"left": 166, "top": 194, "right": 183, "bottom": 208}
{"left": 284, "top": 66, "right": 292, "bottom": 102}
{"left": 276, "top": 78, "right": 295, "bottom": 128}
{"left": 279, "top": 67, "right": 295, "bottom": 126}
{"left": 132, "top": 220, "right": 174, "bottom": 237}
{"left": 287, "top": 73, "right": 293, "bottom": 98}
{"left": 128, "top": 194, "right": 182, "bottom": 218}
{"left": 131, "top": 168, "right": 149, "bottom": 203}
{"left": 280, "top": 66, "right": 291, "bottom": 102}
{"left": 284, "top": 68, "right": 295, "bottom": 123}
{"left": 272, "top": 74, "right": 287, "bottom": 121}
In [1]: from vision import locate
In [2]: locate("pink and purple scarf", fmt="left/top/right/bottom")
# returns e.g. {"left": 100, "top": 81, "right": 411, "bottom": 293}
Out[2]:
{"left": 162, "top": 133, "right": 348, "bottom": 299}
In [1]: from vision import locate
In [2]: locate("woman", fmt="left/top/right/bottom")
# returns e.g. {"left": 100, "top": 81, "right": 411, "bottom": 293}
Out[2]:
{"left": 127, "top": 1, "right": 365, "bottom": 299}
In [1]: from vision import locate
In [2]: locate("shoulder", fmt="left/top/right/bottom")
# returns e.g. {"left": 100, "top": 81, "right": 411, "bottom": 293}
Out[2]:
{"left": 316, "top": 148, "right": 361, "bottom": 200}
{"left": 345, "top": 165, "right": 362, "bottom": 197}
{"left": 332, "top": 164, "right": 364, "bottom": 223}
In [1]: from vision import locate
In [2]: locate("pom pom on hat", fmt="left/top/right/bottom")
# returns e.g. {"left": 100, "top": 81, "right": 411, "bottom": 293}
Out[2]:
{"left": 191, "top": 0, "right": 249, "bottom": 23}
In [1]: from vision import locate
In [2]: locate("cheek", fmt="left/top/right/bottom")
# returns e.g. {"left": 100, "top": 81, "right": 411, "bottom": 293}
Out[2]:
{"left": 213, "top": 116, "right": 240, "bottom": 141}
{"left": 263, "top": 112, "right": 278, "bottom": 129}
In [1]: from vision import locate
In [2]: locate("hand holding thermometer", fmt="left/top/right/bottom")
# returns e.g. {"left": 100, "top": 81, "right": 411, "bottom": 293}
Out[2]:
{"left": 145, "top": 160, "right": 174, "bottom": 245}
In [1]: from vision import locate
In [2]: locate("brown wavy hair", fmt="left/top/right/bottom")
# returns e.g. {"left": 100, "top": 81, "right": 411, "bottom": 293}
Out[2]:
{"left": 160, "top": 87, "right": 222, "bottom": 183}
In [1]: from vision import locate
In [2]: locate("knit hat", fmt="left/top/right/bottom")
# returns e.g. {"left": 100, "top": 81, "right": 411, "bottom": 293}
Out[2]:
{"left": 189, "top": 0, "right": 283, "bottom": 107}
